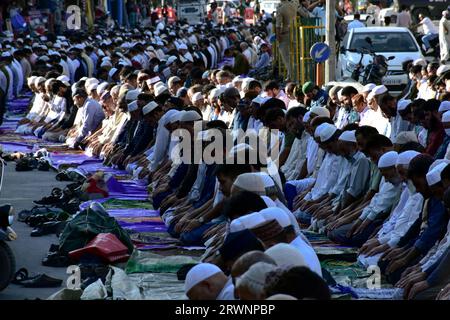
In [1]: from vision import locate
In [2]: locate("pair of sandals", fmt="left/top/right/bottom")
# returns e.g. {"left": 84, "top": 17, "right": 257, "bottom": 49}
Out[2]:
{"left": 12, "top": 268, "right": 63, "bottom": 288}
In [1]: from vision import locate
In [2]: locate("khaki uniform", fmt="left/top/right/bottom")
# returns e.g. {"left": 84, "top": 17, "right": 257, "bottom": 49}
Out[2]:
{"left": 276, "top": 0, "right": 297, "bottom": 80}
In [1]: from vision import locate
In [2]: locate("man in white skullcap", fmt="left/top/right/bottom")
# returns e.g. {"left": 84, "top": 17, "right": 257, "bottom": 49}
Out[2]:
{"left": 185, "top": 263, "right": 235, "bottom": 300}
{"left": 312, "top": 130, "right": 371, "bottom": 232}
{"left": 328, "top": 151, "right": 403, "bottom": 247}
{"left": 393, "top": 131, "right": 419, "bottom": 152}
{"left": 235, "top": 262, "right": 277, "bottom": 300}
{"left": 293, "top": 124, "right": 343, "bottom": 224}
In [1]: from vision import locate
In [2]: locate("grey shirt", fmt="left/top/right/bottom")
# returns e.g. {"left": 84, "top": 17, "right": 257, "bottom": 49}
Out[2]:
{"left": 76, "top": 98, "right": 105, "bottom": 142}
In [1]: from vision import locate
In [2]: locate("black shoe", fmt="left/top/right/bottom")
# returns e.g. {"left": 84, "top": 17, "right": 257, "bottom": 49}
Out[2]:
{"left": 42, "top": 252, "right": 70, "bottom": 268}
{"left": 30, "top": 221, "right": 66, "bottom": 237}
{"left": 20, "top": 274, "right": 63, "bottom": 288}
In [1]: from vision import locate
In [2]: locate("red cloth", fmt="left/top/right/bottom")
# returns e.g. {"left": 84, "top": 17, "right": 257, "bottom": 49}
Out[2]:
{"left": 425, "top": 123, "right": 445, "bottom": 157}
{"left": 86, "top": 178, "right": 109, "bottom": 197}
{"left": 69, "top": 233, "right": 130, "bottom": 263}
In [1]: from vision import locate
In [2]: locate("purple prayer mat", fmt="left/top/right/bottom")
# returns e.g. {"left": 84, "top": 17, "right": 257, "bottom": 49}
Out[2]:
{"left": 77, "top": 162, "right": 129, "bottom": 176}
{"left": 107, "top": 209, "right": 160, "bottom": 218}
{"left": 121, "top": 224, "right": 168, "bottom": 233}
{"left": 0, "top": 142, "right": 32, "bottom": 153}
{"left": 49, "top": 153, "right": 103, "bottom": 168}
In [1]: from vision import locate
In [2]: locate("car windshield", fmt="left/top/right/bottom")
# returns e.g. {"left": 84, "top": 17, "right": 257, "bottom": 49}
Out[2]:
{"left": 349, "top": 32, "right": 418, "bottom": 52}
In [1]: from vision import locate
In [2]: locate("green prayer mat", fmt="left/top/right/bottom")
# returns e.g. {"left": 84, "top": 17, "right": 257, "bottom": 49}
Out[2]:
{"left": 125, "top": 250, "right": 200, "bottom": 274}
{"left": 102, "top": 199, "right": 153, "bottom": 210}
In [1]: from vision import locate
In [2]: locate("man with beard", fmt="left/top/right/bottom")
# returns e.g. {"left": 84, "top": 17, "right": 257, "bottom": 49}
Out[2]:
{"left": 422, "top": 99, "right": 445, "bottom": 157}
{"left": 334, "top": 86, "right": 359, "bottom": 129}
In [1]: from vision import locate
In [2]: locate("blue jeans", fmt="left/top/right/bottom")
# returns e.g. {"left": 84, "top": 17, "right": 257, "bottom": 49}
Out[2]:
{"left": 422, "top": 33, "right": 438, "bottom": 50}
{"left": 180, "top": 222, "right": 217, "bottom": 246}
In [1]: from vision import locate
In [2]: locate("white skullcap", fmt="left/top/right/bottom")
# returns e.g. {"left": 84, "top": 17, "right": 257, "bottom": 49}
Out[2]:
{"left": 142, "top": 101, "right": 159, "bottom": 115}
{"left": 101, "top": 60, "right": 113, "bottom": 68}
{"left": 259, "top": 207, "right": 291, "bottom": 228}
{"left": 233, "top": 173, "right": 266, "bottom": 195}
{"left": 167, "top": 55, "right": 177, "bottom": 65}
{"left": 56, "top": 75, "right": 70, "bottom": 83}
{"left": 108, "top": 67, "right": 119, "bottom": 78}
{"left": 178, "top": 43, "right": 188, "bottom": 50}
{"left": 319, "top": 124, "right": 338, "bottom": 143}
{"left": 265, "top": 243, "right": 307, "bottom": 268}
{"left": 27, "top": 76, "right": 37, "bottom": 86}
{"left": 154, "top": 84, "right": 169, "bottom": 97}
{"left": 179, "top": 110, "right": 202, "bottom": 122}
{"left": 252, "top": 96, "right": 269, "bottom": 105}
{"left": 96, "top": 82, "right": 109, "bottom": 96}
{"left": 168, "top": 76, "right": 181, "bottom": 87}
{"left": 367, "top": 91, "right": 376, "bottom": 102}
{"left": 436, "top": 64, "right": 450, "bottom": 76}
{"left": 232, "top": 76, "right": 244, "bottom": 84}
{"left": 430, "top": 159, "right": 450, "bottom": 171}
{"left": 338, "top": 130, "right": 357, "bottom": 143}
{"left": 337, "top": 89, "right": 344, "bottom": 100}
{"left": 378, "top": 151, "right": 399, "bottom": 169}
{"left": 362, "top": 83, "right": 376, "bottom": 93}
{"left": 148, "top": 76, "right": 161, "bottom": 86}
{"left": 413, "top": 58, "right": 427, "bottom": 67}
{"left": 209, "top": 88, "right": 220, "bottom": 100}
{"left": 184, "top": 263, "right": 222, "bottom": 294}
{"left": 1, "top": 51, "right": 11, "bottom": 57}
{"left": 439, "top": 101, "right": 450, "bottom": 114}
{"left": 372, "top": 85, "right": 388, "bottom": 95}
{"left": 397, "top": 99, "right": 411, "bottom": 112}
{"left": 396, "top": 150, "right": 420, "bottom": 166}
{"left": 126, "top": 89, "right": 140, "bottom": 101}
{"left": 202, "top": 71, "right": 210, "bottom": 79}
{"left": 426, "top": 163, "right": 448, "bottom": 187}
{"left": 394, "top": 131, "right": 418, "bottom": 145}
{"left": 310, "top": 106, "right": 330, "bottom": 118}
{"left": 128, "top": 101, "right": 139, "bottom": 112}
{"left": 192, "top": 92, "right": 204, "bottom": 103}
{"left": 314, "top": 123, "right": 330, "bottom": 139}
{"left": 303, "top": 111, "right": 311, "bottom": 123}
{"left": 239, "top": 212, "right": 267, "bottom": 229}
{"left": 236, "top": 262, "right": 277, "bottom": 293}
{"left": 87, "top": 83, "right": 98, "bottom": 93}
{"left": 443, "top": 110, "right": 450, "bottom": 123}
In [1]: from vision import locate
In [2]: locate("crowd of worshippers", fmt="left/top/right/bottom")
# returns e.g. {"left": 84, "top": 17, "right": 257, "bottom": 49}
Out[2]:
{"left": 5, "top": 19, "right": 450, "bottom": 300}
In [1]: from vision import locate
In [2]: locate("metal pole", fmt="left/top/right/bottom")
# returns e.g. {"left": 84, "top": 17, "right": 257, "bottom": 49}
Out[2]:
{"left": 325, "top": 0, "right": 336, "bottom": 83}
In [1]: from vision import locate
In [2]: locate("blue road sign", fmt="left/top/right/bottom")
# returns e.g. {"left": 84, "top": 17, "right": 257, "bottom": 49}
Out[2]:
{"left": 310, "top": 42, "right": 331, "bottom": 63}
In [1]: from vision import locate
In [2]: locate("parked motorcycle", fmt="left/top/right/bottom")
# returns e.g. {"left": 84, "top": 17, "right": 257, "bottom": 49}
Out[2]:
{"left": 0, "top": 159, "right": 16, "bottom": 291}
{"left": 349, "top": 45, "right": 395, "bottom": 85}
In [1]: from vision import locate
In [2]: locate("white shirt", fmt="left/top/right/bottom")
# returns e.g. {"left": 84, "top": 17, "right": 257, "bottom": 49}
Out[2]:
{"left": 281, "top": 134, "right": 308, "bottom": 181}
{"left": 306, "top": 136, "right": 319, "bottom": 176}
{"left": 421, "top": 17, "right": 438, "bottom": 35}
{"left": 359, "top": 178, "right": 401, "bottom": 221}
{"left": 304, "top": 152, "right": 341, "bottom": 201}
{"left": 290, "top": 236, "right": 323, "bottom": 277}
{"left": 420, "top": 220, "right": 450, "bottom": 272}
{"left": 216, "top": 279, "right": 235, "bottom": 300}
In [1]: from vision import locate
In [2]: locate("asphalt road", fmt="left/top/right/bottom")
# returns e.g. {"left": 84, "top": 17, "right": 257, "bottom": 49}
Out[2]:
{"left": 0, "top": 163, "right": 69, "bottom": 300}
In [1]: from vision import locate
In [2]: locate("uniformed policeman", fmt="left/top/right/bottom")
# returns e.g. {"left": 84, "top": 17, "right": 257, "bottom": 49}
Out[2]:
{"left": 276, "top": 0, "right": 298, "bottom": 81}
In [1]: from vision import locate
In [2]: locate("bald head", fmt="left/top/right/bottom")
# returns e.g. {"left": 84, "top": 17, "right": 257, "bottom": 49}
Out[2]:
{"left": 231, "top": 251, "right": 276, "bottom": 281}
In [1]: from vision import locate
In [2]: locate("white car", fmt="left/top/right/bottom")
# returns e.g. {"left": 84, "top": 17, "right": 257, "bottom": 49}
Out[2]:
{"left": 260, "top": 0, "right": 280, "bottom": 14}
{"left": 338, "top": 27, "right": 424, "bottom": 95}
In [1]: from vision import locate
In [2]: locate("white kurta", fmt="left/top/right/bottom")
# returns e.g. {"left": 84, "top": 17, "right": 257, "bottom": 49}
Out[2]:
{"left": 439, "top": 16, "right": 450, "bottom": 62}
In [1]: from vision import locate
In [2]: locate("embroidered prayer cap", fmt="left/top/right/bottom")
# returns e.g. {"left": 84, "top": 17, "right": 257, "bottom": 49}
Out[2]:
{"left": 302, "top": 111, "right": 311, "bottom": 123}
{"left": 85, "top": 77, "right": 99, "bottom": 87}
{"left": 362, "top": 83, "right": 376, "bottom": 93}
{"left": 125, "top": 89, "right": 140, "bottom": 101}
{"left": 86, "top": 82, "right": 98, "bottom": 93}
{"left": 372, "top": 85, "right": 388, "bottom": 96}
{"left": 265, "top": 243, "right": 307, "bottom": 268}
{"left": 178, "top": 110, "right": 201, "bottom": 122}
{"left": 394, "top": 131, "right": 418, "bottom": 145}
{"left": 127, "top": 101, "right": 139, "bottom": 112}
{"left": 45, "top": 78, "right": 55, "bottom": 87}
{"left": 166, "top": 55, "right": 178, "bottom": 66}
{"left": 396, "top": 151, "right": 420, "bottom": 166}
{"left": 239, "top": 212, "right": 268, "bottom": 229}
{"left": 338, "top": 130, "right": 357, "bottom": 143}
{"left": 230, "top": 219, "right": 246, "bottom": 233}
{"left": 27, "top": 76, "right": 37, "bottom": 86}
{"left": 397, "top": 99, "right": 412, "bottom": 112}
{"left": 184, "top": 263, "right": 222, "bottom": 294}
{"left": 426, "top": 162, "right": 449, "bottom": 187}
{"left": 192, "top": 92, "right": 204, "bottom": 103}
{"left": 56, "top": 75, "right": 70, "bottom": 87}
{"left": 378, "top": 151, "right": 399, "bottom": 169}
{"left": 259, "top": 207, "right": 291, "bottom": 228}
{"left": 310, "top": 106, "right": 330, "bottom": 118}
{"left": 439, "top": 101, "right": 450, "bottom": 114}
{"left": 429, "top": 159, "right": 450, "bottom": 172}
{"left": 250, "top": 219, "right": 284, "bottom": 242}
{"left": 236, "top": 262, "right": 277, "bottom": 291}
{"left": 233, "top": 173, "right": 266, "bottom": 195}
{"left": 319, "top": 124, "right": 338, "bottom": 143}
{"left": 142, "top": 101, "right": 159, "bottom": 115}
{"left": 251, "top": 96, "right": 270, "bottom": 106}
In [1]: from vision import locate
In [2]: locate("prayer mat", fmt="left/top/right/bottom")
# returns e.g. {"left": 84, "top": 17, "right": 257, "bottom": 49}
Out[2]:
{"left": 315, "top": 247, "right": 359, "bottom": 262}
{"left": 125, "top": 250, "right": 199, "bottom": 274}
